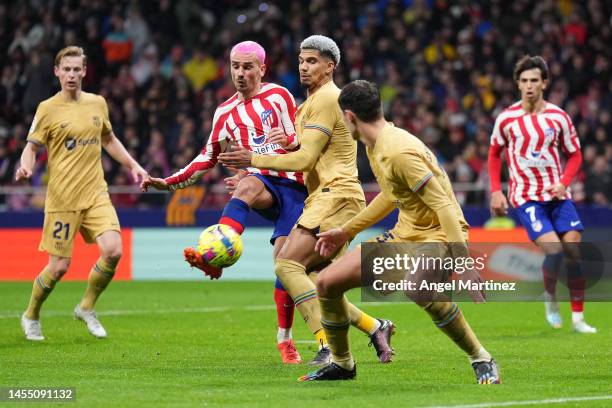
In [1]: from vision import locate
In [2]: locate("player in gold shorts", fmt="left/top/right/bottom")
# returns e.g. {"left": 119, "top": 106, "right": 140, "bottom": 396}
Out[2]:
{"left": 16, "top": 46, "right": 148, "bottom": 341}
{"left": 298, "top": 80, "right": 500, "bottom": 383}
{"left": 220, "top": 36, "right": 395, "bottom": 365}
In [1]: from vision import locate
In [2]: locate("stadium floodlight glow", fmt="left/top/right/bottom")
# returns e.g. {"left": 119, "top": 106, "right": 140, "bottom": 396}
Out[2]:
{"left": 237, "top": 14, "right": 247, "bottom": 23}
{"left": 259, "top": 2, "right": 269, "bottom": 12}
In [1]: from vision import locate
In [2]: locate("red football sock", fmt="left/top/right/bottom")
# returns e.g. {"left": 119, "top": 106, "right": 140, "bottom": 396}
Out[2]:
{"left": 274, "top": 287, "right": 295, "bottom": 329}
{"left": 219, "top": 216, "right": 244, "bottom": 235}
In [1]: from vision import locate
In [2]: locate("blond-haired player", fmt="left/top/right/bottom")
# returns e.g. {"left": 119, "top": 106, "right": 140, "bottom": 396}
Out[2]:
{"left": 16, "top": 46, "right": 148, "bottom": 341}
{"left": 298, "top": 80, "right": 500, "bottom": 383}
{"left": 220, "top": 36, "right": 395, "bottom": 365}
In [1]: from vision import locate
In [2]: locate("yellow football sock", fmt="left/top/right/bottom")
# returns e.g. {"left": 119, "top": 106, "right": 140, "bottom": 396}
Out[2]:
{"left": 314, "top": 328, "right": 328, "bottom": 348}
{"left": 320, "top": 295, "right": 354, "bottom": 370}
{"left": 275, "top": 258, "right": 323, "bottom": 336}
{"left": 423, "top": 302, "right": 491, "bottom": 362}
{"left": 25, "top": 267, "right": 57, "bottom": 320}
{"left": 79, "top": 257, "right": 117, "bottom": 311}
{"left": 348, "top": 303, "right": 381, "bottom": 335}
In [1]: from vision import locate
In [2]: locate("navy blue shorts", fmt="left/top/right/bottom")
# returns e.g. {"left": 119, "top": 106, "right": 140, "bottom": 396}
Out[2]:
{"left": 516, "top": 200, "right": 584, "bottom": 241}
{"left": 250, "top": 174, "right": 307, "bottom": 245}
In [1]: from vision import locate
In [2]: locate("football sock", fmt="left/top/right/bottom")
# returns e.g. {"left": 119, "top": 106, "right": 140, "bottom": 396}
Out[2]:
{"left": 275, "top": 258, "right": 323, "bottom": 336}
{"left": 25, "top": 266, "right": 57, "bottom": 320}
{"left": 542, "top": 253, "right": 563, "bottom": 296}
{"left": 79, "top": 257, "right": 118, "bottom": 311}
{"left": 423, "top": 302, "right": 491, "bottom": 363}
{"left": 314, "top": 328, "right": 328, "bottom": 348}
{"left": 320, "top": 295, "right": 354, "bottom": 370}
{"left": 348, "top": 304, "right": 381, "bottom": 335}
{"left": 274, "top": 278, "right": 295, "bottom": 342}
{"left": 219, "top": 198, "right": 249, "bottom": 234}
{"left": 567, "top": 261, "right": 585, "bottom": 313}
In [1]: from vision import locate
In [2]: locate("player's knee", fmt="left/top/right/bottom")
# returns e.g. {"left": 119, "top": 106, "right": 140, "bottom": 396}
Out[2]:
{"left": 315, "top": 274, "right": 331, "bottom": 297}
{"left": 233, "top": 177, "right": 264, "bottom": 203}
{"left": 47, "top": 261, "right": 70, "bottom": 280}
{"left": 101, "top": 244, "right": 122, "bottom": 263}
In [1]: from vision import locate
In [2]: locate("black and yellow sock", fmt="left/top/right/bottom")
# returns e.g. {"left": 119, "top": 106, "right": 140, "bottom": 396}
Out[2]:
{"left": 320, "top": 295, "right": 354, "bottom": 370}
{"left": 25, "top": 267, "right": 57, "bottom": 320}
{"left": 424, "top": 302, "right": 491, "bottom": 363}
{"left": 348, "top": 302, "right": 381, "bottom": 335}
{"left": 79, "top": 257, "right": 117, "bottom": 311}
{"left": 275, "top": 259, "right": 323, "bottom": 337}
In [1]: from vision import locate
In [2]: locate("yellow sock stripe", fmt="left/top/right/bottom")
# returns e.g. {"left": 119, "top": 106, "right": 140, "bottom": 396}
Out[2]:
{"left": 93, "top": 261, "right": 115, "bottom": 279}
{"left": 35, "top": 275, "right": 52, "bottom": 292}
{"left": 321, "top": 318, "right": 351, "bottom": 331}
{"left": 294, "top": 289, "right": 317, "bottom": 306}
{"left": 434, "top": 303, "right": 460, "bottom": 328}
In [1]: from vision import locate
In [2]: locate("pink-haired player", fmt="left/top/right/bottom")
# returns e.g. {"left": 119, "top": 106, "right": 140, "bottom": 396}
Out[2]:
{"left": 142, "top": 41, "right": 305, "bottom": 363}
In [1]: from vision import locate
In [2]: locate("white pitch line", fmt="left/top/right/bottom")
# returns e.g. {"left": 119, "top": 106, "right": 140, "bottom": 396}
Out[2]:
{"left": 421, "top": 395, "right": 612, "bottom": 408}
{"left": 0, "top": 302, "right": 390, "bottom": 320}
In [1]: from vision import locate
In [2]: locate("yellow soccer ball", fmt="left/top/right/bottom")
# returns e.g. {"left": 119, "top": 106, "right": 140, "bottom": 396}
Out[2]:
{"left": 197, "top": 224, "right": 243, "bottom": 268}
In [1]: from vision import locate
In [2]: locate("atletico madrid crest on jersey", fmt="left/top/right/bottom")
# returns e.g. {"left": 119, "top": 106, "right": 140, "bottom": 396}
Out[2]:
{"left": 261, "top": 109, "right": 274, "bottom": 127}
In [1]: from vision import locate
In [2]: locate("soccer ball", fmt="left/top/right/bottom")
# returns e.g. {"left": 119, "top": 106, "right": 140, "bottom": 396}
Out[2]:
{"left": 197, "top": 224, "right": 243, "bottom": 268}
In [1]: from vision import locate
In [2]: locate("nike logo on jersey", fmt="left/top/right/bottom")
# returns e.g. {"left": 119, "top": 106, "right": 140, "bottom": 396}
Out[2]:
{"left": 570, "top": 221, "right": 581, "bottom": 227}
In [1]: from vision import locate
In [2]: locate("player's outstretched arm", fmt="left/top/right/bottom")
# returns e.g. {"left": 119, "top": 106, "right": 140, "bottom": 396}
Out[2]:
{"left": 15, "top": 141, "right": 41, "bottom": 181}
{"left": 219, "top": 129, "right": 328, "bottom": 172}
{"left": 488, "top": 144, "right": 508, "bottom": 216}
{"left": 102, "top": 131, "right": 148, "bottom": 183}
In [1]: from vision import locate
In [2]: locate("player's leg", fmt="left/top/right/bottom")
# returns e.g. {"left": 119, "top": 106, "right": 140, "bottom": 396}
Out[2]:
{"left": 517, "top": 201, "right": 562, "bottom": 328}
{"left": 550, "top": 200, "right": 596, "bottom": 333}
{"left": 299, "top": 246, "right": 362, "bottom": 381}
{"left": 22, "top": 255, "right": 71, "bottom": 341}
{"left": 22, "top": 211, "right": 78, "bottom": 341}
{"left": 273, "top": 236, "right": 301, "bottom": 364}
{"left": 560, "top": 230, "right": 596, "bottom": 333}
{"left": 73, "top": 230, "right": 121, "bottom": 338}
{"left": 185, "top": 175, "right": 275, "bottom": 278}
{"left": 75, "top": 200, "right": 122, "bottom": 338}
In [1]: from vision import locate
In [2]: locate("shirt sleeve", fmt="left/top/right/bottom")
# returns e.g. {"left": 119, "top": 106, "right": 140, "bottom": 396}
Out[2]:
{"left": 558, "top": 111, "right": 580, "bottom": 154}
{"left": 100, "top": 96, "right": 113, "bottom": 135}
{"left": 490, "top": 114, "right": 506, "bottom": 147}
{"left": 27, "top": 103, "right": 49, "bottom": 145}
{"left": 275, "top": 88, "right": 299, "bottom": 150}
{"left": 342, "top": 192, "right": 396, "bottom": 238}
{"left": 165, "top": 108, "right": 230, "bottom": 190}
{"left": 302, "top": 92, "right": 338, "bottom": 138}
{"left": 251, "top": 128, "right": 328, "bottom": 172}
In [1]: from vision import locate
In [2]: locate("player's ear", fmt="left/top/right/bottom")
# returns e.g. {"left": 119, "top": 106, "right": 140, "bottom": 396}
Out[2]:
{"left": 542, "top": 79, "right": 547, "bottom": 90}
{"left": 54, "top": 65, "right": 60, "bottom": 78}
{"left": 259, "top": 63, "right": 266, "bottom": 77}
{"left": 82, "top": 64, "right": 87, "bottom": 79}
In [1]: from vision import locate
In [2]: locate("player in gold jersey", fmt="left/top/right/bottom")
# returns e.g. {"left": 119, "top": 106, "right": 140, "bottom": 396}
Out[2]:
{"left": 298, "top": 80, "right": 500, "bottom": 383}
{"left": 220, "top": 36, "right": 395, "bottom": 365}
{"left": 16, "top": 46, "right": 148, "bottom": 341}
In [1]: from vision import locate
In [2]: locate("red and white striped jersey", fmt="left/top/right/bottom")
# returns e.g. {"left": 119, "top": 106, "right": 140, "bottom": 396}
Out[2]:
{"left": 165, "top": 83, "right": 304, "bottom": 189}
{"left": 490, "top": 101, "right": 580, "bottom": 207}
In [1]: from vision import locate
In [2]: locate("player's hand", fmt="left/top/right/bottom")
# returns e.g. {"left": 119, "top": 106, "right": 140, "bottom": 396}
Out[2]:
{"left": 490, "top": 191, "right": 508, "bottom": 216}
{"left": 224, "top": 170, "right": 248, "bottom": 194}
{"left": 141, "top": 176, "right": 169, "bottom": 192}
{"left": 15, "top": 166, "right": 33, "bottom": 181}
{"left": 130, "top": 164, "right": 149, "bottom": 184}
{"left": 218, "top": 145, "right": 253, "bottom": 169}
{"left": 268, "top": 127, "right": 290, "bottom": 148}
{"left": 454, "top": 267, "right": 487, "bottom": 304}
{"left": 315, "top": 228, "right": 351, "bottom": 258}
{"left": 545, "top": 182, "right": 567, "bottom": 200}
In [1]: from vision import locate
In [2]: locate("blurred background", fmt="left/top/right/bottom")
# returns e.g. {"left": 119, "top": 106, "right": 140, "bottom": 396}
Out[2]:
{"left": 0, "top": 0, "right": 610, "bottom": 213}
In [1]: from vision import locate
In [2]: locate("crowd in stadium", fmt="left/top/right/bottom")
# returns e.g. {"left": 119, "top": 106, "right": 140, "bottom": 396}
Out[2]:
{"left": 1, "top": 0, "right": 611, "bottom": 209}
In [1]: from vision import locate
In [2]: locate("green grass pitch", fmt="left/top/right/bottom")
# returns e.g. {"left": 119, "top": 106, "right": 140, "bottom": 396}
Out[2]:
{"left": 1, "top": 281, "right": 610, "bottom": 407}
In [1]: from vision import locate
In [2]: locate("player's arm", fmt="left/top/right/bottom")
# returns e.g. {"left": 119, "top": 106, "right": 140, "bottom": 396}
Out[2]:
{"left": 102, "top": 131, "right": 148, "bottom": 184}
{"left": 488, "top": 115, "right": 509, "bottom": 215}
{"left": 316, "top": 193, "right": 395, "bottom": 257}
{"left": 15, "top": 141, "right": 42, "bottom": 181}
{"left": 547, "top": 113, "right": 582, "bottom": 199}
{"left": 143, "top": 110, "right": 230, "bottom": 192}
{"left": 270, "top": 88, "right": 299, "bottom": 150}
{"left": 252, "top": 128, "right": 327, "bottom": 171}
{"left": 393, "top": 152, "right": 465, "bottom": 243}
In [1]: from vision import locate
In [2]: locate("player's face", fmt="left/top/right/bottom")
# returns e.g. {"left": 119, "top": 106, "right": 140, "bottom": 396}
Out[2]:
{"left": 54, "top": 56, "right": 86, "bottom": 92}
{"left": 298, "top": 50, "right": 334, "bottom": 89}
{"left": 230, "top": 53, "right": 265, "bottom": 95}
{"left": 517, "top": 68, "right": 547, "bottom": 103}
{"left": 342, "top": 110, "right": 360, "bottom": 141}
